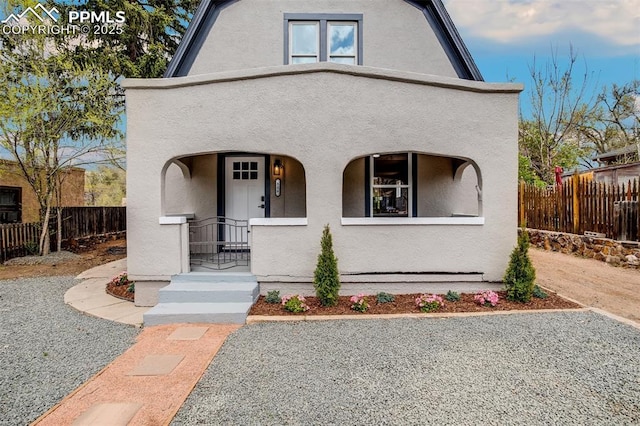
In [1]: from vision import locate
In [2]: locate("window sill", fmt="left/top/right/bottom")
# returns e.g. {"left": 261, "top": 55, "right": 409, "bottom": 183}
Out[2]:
{"left": 159, "top": 216, "right": 187, "bottom": 225}
{"left": 341, "top": 217, "right": 484, "bottom": 226}
{"left": 249, "top": 218, "right": 308, "bottom": 226}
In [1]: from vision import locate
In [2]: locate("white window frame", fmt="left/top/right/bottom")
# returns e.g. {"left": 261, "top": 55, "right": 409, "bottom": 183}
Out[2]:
{"left": 370, "top": 154, "right": 413, "bottom": 218}
{"left": 284, "top": 14, "right": 362, "bottom": 65}
{"left": 289, "top": 21, "right": 320, "bottom": 64}
{"left": 327, "top": 22, "right": 358, "bottom": 65}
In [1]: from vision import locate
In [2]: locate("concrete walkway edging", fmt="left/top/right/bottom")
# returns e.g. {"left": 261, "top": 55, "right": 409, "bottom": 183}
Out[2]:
{"left": 64, "top": 258, "right": 149, "bottom": 327}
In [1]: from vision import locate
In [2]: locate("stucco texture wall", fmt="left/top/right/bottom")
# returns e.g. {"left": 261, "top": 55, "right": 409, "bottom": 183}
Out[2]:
{"left": 0, "top": 161, "right": 85, "bottom": 223}
{"left": 188, "top": 0, "right": 457, "bottom": 77}
{"left": 125, "top": 65, "right": 521, "bottom": 282}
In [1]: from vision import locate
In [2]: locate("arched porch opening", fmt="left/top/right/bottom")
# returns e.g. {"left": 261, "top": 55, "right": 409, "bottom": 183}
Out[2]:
{"left": 161, "top": 151, "right": 307, "bottom": 270}
{"left": 342, "top": 152, "right": 482, "bottom": 218}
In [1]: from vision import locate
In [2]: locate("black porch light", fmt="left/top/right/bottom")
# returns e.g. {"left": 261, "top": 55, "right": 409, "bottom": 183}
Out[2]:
{"left": 274, "top": 159, "right": 283, "bottom": 176}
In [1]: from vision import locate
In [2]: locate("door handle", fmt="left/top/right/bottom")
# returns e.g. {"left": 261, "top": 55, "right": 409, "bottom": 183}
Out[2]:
{"left": 258, "top": 204, "right": 265, "bottom": 209}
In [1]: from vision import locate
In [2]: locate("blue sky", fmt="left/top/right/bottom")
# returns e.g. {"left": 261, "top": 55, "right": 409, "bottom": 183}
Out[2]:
{"left": 443, "top": 0, "right": 640, "bottom": 118}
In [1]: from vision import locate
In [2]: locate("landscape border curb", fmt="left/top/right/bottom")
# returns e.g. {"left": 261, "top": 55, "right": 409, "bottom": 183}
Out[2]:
{"left": 246, "top": 308, "right": 590, "bottom": 324}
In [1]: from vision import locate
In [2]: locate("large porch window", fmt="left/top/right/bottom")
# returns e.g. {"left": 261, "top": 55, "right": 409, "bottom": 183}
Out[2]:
{"left": 342, "top": 152, "right": 482, "bottom": 220}
{"left": 371, "top": 153, "right": 410, "bottom": 217}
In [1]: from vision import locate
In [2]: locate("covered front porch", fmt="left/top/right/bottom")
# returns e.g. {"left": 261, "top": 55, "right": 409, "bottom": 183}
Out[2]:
{"left": 157, "top": 148, "right": 498, "bottom": 292}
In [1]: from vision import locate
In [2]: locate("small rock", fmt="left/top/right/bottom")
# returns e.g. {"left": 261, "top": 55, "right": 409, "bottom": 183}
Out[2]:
{"left": 606, "top": 255, "right": 621, "bottom": 265}
{"left": 625, "top": 254, "right": 639, "bottom": 266}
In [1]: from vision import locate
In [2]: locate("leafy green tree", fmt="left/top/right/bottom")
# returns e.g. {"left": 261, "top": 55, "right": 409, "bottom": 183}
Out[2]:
{"left": 504, "top": 230, "right": 536, "bottom": 303}
{"left": 85, "top": 166, "right": 126, "bottom": 206}
{"left": 313, "top": 225, "right": 341, "bottom": 307}
{"left": 0, "top": 27, "right": 121, "bottom": 254}
{"left": 51, "top": 0, "right": 199, "bottom": 79}
{"left": 518, "top": 154, "right": 546, "bottom": 187}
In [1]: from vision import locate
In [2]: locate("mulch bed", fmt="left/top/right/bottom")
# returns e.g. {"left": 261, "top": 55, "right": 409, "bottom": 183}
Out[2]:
{"left": 106, "top": 281, "right": 134, "bottom": 302}
{"left": 249, "top": 291, "right": 582, "bottom": 316}
{"left": 105, "top": 286, "right": 582, "bottom": 316}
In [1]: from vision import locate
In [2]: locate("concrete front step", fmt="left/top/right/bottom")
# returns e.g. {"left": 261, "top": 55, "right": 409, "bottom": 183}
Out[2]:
{"left": 143, "top": 273, "right": 259, "bottom": 325}
{"left": 143, "top": 302, "right": 254, "bottom": 325}
{"left": 171, "top": 272, "right": 257, "bottom": 283}
{"left": 158, "top": 281, "right": 260, "bottom": 304}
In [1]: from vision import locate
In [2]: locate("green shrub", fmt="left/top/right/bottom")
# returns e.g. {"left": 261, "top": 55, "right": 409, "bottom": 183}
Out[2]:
{"left": 265, "top": 290, "right": 281, "bottom": 304}
{"left": 282, "top": 295, "right": 309, "bottom": 313}
{"left": 532, "top": 285, "right": 548, "bottom": 299}
{"left": 24, "top": 241, "right": 39, "bottom": 255}
{"left": 313, "top": 224, "right": 341, "bottom": 306}
{"left": 376, "top": 292, "right": 395, "bottom": 304}
{"left": 127, "top": 283, "right": 135, "bottom": 293}
{"left": 445, "top": 290, "right": 460, "bottom": 302}
{"left": 503, "top": 230, "right": 536, "bottom": 302}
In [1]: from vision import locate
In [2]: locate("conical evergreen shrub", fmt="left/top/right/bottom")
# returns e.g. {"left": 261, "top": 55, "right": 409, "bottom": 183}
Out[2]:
{"left": 503, "top": 229, "right": 536, "bottom": 302}
{"left": 313, "top": 224, "right": 340, "bottom": 306}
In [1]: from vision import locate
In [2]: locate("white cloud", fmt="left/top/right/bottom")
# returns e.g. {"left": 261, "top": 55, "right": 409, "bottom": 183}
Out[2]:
{"left": 443, "top": 0, "right": 640, "bottom": 51}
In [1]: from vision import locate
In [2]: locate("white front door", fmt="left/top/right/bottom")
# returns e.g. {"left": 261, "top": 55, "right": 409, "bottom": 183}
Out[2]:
{"left": 225, "top": 156, "right": 265, "bottom": 245}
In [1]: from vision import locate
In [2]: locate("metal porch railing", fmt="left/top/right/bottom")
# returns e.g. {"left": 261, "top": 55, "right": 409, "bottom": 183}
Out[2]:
{"left": 189, "top": 216, "right": 249, "bottom": 270}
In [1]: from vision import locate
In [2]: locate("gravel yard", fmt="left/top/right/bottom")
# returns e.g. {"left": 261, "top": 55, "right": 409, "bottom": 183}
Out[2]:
{"left": 173, "top": 312, "right": 640, "bottom": 425}
{"left": 0, "top": 276, "right": 139, "bottom": 425}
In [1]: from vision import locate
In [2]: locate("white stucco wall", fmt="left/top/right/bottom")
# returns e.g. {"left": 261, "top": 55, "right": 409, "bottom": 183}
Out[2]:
{"left": 269, "top": 155, "right": 306, "bottom": 217}
{"left": 125, "top": 64, "right": 522, "bottom": 283}
{"left": 451, "top": 163, "right": 480, "bottom": 216}
{"left": 190, "top": 154, "right": 218, "bottom": 219}
{"left": 164, "top": 162, "right": 193, "bottom": 215}
{"left": 342, "top": 157, "right": 365, "bottom": 217}
{"left": 187, "top": 0, "right": 458, "bottom": 77}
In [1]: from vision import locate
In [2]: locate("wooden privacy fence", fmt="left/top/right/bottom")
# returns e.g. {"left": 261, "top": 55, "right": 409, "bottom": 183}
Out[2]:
{"left": 0, "top": 207, "right": 126, "bottom": 262}
{"left": 50, "top": 207, "right": 126, "bottom": 240}
{"left": 519, "top": 176, "right": 640, "bottom": 241}
{"left": 0, "top": 222, "right": 41, "bottom": 261}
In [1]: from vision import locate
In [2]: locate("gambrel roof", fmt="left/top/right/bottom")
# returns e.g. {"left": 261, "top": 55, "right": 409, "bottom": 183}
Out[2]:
{"left": 164, "top": 0, "right": 483, "bottom": 81}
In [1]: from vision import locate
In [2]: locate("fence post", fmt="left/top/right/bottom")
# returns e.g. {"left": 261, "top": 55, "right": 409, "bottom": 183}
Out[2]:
{"left": 572, "top": 173, "right": 580, "bottom": 234}
{"left": 519, "top": 181, "right": 525, "bottom": 227}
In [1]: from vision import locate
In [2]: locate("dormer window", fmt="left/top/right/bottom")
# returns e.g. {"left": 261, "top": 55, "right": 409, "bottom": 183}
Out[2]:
{"left": 284, "top": 14, "right": 363, "bottom": 65}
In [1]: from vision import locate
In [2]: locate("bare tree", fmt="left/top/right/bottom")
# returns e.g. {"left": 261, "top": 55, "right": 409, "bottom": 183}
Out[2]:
{"left": 520, "top": 46, "right": 594, "bottom": 183}
{"left": 573, "top": 80, "right": 640, "bottom": 162}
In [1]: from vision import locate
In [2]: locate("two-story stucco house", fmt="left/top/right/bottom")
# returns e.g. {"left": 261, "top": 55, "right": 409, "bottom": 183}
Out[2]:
{"left": 123, "top": 0, "right": 523, "bottom": 324}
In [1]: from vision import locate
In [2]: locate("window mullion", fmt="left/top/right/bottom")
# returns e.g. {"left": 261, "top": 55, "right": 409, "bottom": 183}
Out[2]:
{"left": 319, "top": 19, "right": 328, "bottom": 62}
{"left": 369, "top": 156, "right": 374, "bottom": 218}
{"left": 408, "top": 153, "right": 413, "bottom": 218}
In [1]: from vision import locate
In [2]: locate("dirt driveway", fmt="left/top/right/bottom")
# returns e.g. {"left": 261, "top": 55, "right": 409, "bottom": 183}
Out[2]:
{"left": 530, "top": 248, "right": 640, "bottom": 323}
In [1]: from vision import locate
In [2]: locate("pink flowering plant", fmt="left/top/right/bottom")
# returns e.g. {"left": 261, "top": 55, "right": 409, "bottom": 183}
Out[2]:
{"left": 415, "top": 294, "right": 444, "bottom": 313}
{"left": 281, "top": 294, "right": 310, "bottom": 313}
{"left": 350, "top": 293, "right": 369, "bottom": 312}
{"left": 474, "top": 290, "right": 499, "bottom": 307}
{"left": 109, "top": 272, "right": 131, "bottom": 287}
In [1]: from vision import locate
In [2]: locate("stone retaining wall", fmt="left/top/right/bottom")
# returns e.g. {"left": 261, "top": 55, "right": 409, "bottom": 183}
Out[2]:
{"left": 525, "top": 229, "right": 640, "bottom": 268}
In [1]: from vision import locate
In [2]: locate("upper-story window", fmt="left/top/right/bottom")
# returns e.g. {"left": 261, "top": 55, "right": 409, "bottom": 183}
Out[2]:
{"left": 284, "top": 14, "right": 363, "bottom": 65}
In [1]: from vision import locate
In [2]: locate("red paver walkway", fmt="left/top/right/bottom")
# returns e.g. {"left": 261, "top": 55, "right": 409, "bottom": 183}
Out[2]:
{"left": 33, "top": 324, "right": 240, "bottom": 426}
